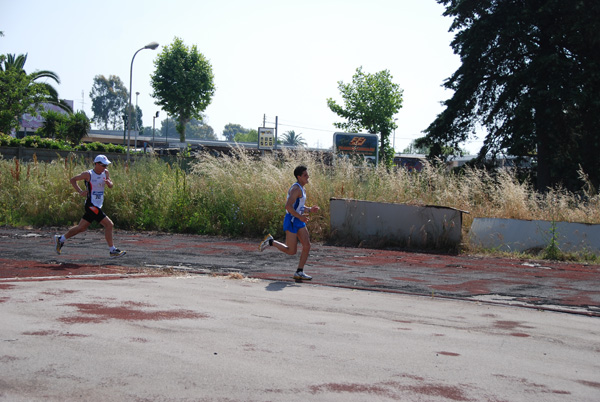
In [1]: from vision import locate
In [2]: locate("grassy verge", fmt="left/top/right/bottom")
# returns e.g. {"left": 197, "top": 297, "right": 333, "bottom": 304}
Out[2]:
{"left": 1, "top": 149, "right": 598, "bottom": 261}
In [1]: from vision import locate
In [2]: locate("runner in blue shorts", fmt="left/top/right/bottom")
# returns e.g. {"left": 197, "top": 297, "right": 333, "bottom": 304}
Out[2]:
{"left": 259, "top": 165, "right": 320, "bottom": 280}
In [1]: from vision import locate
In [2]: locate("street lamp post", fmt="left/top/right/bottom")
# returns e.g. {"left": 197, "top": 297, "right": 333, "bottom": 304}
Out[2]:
{"left": 393, "top": 118, "right": 398, "bottom": 152}
{"left": 122, "top": 113, "right": 128, "bottom": 146}
{"left": 134, "top": 91, "right": 140, "bottom": 151}
{"left": 152, "top": 111, "right": 159, "bottom": 150}
{"left": 127, "top": 41, "right": 159, "bottom": 163}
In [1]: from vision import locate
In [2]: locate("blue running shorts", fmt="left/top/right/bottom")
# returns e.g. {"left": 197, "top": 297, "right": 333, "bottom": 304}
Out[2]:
{"left": 283, "top": 213, "right": 306, "bottom": 234}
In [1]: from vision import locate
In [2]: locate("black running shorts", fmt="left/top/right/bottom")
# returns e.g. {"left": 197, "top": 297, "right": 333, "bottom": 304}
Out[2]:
{"left": 82, "top": 204, "right": 107, "bottom": 223}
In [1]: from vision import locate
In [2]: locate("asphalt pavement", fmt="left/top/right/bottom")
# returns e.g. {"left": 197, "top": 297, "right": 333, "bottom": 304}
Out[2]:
{"left": 1, "top": 227, "right": 599, "bottom": 316}
{"left": 1, "top": 227, "right": 600, "bottom": 401}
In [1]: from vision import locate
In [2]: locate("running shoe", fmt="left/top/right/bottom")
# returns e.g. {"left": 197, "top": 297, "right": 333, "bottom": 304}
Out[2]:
{"left": 110, "top": 248, "right": 126, "bottom": 258}
{"left": 54, "top": 235, "right": 64, "bottom": 255}
{"left": 293, "top": 271, "right": 312, "bottom": 280}
{"left": 259, "top": 234, "right": 273, "bottom": 252}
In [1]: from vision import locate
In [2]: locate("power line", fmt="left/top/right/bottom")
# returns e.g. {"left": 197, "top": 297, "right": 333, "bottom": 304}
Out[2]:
{"left": 264, "top": 117, "right": 431, "bottom": 145}
{"left": 276, "top": 123, "right": 334, "bottom": 133}
{"left": 273, "top": 121, "right": 420, "bottom": 140}
{"left": 262, "top": 115, "right": 334, "bottom": 133}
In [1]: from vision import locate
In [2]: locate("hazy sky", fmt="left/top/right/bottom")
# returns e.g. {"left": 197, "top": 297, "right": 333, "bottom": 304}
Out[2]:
{"left": 1, "top": 0, "right": 482, "bottom": 153}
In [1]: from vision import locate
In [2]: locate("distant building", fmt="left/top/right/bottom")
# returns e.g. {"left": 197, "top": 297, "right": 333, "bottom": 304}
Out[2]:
{"left": 17, "top": 100, "right": 74, "bottom": 137}
{"left": 393, "top": 154, "right": 427, "bottom": 172}
{"left": 447, "top": 154, "right": 532, "bottom": 169}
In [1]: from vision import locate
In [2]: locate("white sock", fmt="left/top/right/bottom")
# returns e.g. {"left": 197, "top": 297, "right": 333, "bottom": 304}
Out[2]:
{"left": 110, "top": 246, "right": 116, "bottom": 252}
{"left": 59, "top": 235, "right": 66, "bottom": 243}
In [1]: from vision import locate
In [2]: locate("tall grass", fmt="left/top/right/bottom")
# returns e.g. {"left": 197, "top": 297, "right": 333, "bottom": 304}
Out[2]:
{"left": 1, "top": 150, "right": 599, "bottom": 248}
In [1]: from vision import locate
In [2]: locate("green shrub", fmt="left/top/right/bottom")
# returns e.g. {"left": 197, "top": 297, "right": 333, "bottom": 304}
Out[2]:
{"left": 0, "top": 134, "right": 126, "bottom": 154}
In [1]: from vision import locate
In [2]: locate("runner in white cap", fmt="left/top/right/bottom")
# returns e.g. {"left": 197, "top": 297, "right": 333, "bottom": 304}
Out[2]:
{"left": 54, "top": 155, "right": 126, "bottom": 258}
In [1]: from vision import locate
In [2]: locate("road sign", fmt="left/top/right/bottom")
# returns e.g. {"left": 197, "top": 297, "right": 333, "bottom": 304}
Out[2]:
{"left": 258, "top": 127, "right": 275, "bottom": 149}
{"left": 333, "top": 132, "right": 379, "bottom": 165}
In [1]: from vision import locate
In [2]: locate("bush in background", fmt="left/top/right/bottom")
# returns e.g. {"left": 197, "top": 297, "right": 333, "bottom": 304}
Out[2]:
{"left": 1, "top": 133, "right": 125, "bottom": 153}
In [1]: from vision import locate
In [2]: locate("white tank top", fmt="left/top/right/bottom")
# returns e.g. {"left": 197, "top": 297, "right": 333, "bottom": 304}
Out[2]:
{"left": 286, "top": 182, "right": 306, "bottom": 221}
{"left": 85, "top": 169, "right": 106, "bottom": 208}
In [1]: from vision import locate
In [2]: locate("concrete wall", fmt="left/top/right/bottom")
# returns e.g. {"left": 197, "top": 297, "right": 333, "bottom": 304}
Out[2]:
{"left": 329, "top": 198, "right": 463, "bottom": 250}
{"left": 469, "top": 217, "right": 600, "bottom": 254}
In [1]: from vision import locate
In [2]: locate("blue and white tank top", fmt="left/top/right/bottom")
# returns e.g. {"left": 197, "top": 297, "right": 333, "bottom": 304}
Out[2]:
{"left": 85, "top": 169, "right": 106, "bottom": 208}
{"left": 286, "top": 182, "right": 306, "bottom": 222}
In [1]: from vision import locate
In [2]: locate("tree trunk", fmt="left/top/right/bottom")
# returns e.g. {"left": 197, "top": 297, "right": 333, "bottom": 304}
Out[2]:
{"left": 535, "top": 129, "right": 551, "bottom": 192}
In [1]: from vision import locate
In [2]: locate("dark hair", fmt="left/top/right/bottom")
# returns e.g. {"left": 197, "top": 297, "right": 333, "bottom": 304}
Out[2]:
{"left": 294, "top": 165, "right": 307, "bottom": 180}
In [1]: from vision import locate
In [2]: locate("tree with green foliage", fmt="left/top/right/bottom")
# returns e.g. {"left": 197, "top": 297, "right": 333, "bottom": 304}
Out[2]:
{"left": 418, "top": 0, "right": 600, "bottom": 191}
{"left": 37, "top": 110, "right": 66, "bottom": 140}
{"left": 197, "top": 123, "right": 217, "bottom": 140}
{"left": 2, "top": 54, "right": 72, "bottom": 114}
{"left": 89, "top": 75, "right": 128, "bottom": 130}
{"left": 66, "top": 111, "right": 91, "bottom": 144}
{"left": 402, "top": 140, "right": 467, "bottom": 157}
{"left": 0, "top": 66, "right": 46, "bottom": 134}
{"left": 223, "top": 123, "right": 249, "bottom": 142}
{"left": 402, "top": 140, "right": 429, "bottom": 155}
{"left": 327, "top": 66, "right": 403, "bottom": 167}
{"left": 281, "top": 130, "right": 306, "bottom": 147}
{"left": 132, "top": 105, "right": 143, "bottom": 132}
{"left": 158, "top": 117, "right": 177, "bottom": 139}
{"left": 234, "top": 129, "right": 258, "bottom": 143}
{"left": 38, "top": 110, "right": 90, "bottom": 144}
{"left": 0, "top": 53, "right": 71, "bottom": 134}
{"left": 185, "top": 118, "right": 217, "bottom": 140}
{"left": 151, "top": 37, "right": 215, "bottom": 142}
{"left": 155, "top": 117, "right": 216, "bottom": 140}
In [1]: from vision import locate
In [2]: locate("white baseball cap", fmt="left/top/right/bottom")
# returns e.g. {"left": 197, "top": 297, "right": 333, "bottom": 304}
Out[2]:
{"left": 94, "top": 155, "right": 111, "bottom": 165}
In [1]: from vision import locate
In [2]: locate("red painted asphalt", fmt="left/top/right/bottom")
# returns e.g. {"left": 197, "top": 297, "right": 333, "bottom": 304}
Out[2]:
{"left": 1, "top": 227, "right": 599, "bottom": 316}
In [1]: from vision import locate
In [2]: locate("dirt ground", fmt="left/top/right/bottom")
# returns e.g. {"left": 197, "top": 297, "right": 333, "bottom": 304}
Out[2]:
{"left": 1, "top": 226, "right": 599, "bottom": 316}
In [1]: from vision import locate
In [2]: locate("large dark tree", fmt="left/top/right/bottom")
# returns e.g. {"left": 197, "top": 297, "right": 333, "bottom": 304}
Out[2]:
{"left": 418, "top": 0, "right": 600, "bottom": 191}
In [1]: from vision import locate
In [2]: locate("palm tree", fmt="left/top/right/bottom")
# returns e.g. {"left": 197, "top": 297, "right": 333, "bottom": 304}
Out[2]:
{"left": 2, "top": 53, "right": 72, "bottom": 114}
{"left": 281, "top": 130, "right": 307, "bottom": 147}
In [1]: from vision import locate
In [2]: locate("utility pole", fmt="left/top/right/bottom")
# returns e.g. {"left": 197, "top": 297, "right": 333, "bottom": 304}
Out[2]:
{"left": 80, "top": 90, "right": 85, "bottom": 112}
{"left": 134, "top": 92, "right": 140, "bottom": 150}
{"left": 393, "top": 118, "right": 398, "bottom": 152}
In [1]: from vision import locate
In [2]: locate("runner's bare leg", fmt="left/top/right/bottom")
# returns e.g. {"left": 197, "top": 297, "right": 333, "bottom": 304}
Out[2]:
{"left": 272, "top": 231, "right": 298, "bottom": 255}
